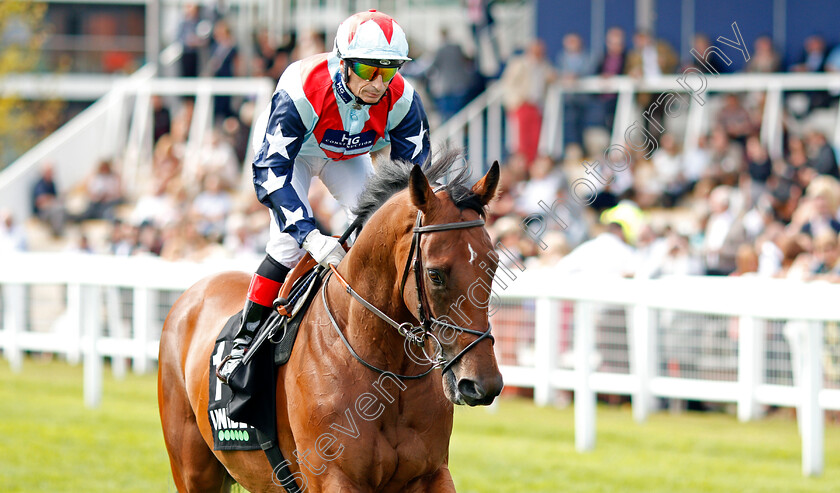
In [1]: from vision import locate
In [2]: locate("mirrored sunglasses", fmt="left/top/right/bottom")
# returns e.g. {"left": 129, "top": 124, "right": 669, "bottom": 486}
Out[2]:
{"left": 348, "top": 60, "right": 400, "bottom": 83}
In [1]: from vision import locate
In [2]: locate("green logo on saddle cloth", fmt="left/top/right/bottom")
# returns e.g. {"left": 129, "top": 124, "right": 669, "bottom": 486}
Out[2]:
{"left": 218, "top": 429, "right": 250, "bottom": 441}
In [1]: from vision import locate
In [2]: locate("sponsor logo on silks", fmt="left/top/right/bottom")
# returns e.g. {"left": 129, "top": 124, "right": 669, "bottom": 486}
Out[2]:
{"left": 209, "top": 407, "right": 252, "bottom": 441}
{"left": 334, "top": 72, "right": 353, "bottom": 103}
{"left": 320, "top": 129, "right": 376, "bottom": 155}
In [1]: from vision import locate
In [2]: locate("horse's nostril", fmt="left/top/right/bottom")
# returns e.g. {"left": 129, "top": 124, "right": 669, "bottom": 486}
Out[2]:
{"left": 457, "top": 378, "right": 485, "bottom": 400}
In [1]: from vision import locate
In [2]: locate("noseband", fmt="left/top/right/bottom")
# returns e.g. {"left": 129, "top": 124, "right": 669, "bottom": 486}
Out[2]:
{"left": 322, "top": 210, "right": 494, "bottom": 380}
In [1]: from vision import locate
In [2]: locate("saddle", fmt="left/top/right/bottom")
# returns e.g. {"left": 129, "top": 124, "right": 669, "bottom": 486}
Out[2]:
{"left": 208, "top": 223, "right": 359, "bottom": 492}
{"left": 206, "top": 255, "right": 325, "bottom": 493}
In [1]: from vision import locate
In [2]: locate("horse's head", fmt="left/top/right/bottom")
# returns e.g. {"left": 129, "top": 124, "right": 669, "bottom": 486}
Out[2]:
{"left": 397, "top": 162, "right": 504, "bottom": 406}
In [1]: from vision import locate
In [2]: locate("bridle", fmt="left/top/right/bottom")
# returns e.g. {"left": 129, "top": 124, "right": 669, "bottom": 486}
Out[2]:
{"left": 322, "top": 209, "right": 494, "bottom": 380}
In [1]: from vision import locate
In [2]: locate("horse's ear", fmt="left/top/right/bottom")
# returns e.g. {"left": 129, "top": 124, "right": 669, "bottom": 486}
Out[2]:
{"left": 471, "top": 161, "right": 500, "bottom": 206}
{"left": 409, "top": 164, "right": 436, "bottom": 211}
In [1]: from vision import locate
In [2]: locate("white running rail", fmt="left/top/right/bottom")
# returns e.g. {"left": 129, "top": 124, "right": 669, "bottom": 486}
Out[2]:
{"left": 1, "top": 253, "right": 838, "bottom": 476}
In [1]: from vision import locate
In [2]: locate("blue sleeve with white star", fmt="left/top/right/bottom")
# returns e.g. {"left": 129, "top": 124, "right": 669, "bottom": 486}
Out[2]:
{"left": 388, "top": 95, "right": 431, "bottom": 167}
{"left": 252, "top": 89, "right": 317, "bottom": 246}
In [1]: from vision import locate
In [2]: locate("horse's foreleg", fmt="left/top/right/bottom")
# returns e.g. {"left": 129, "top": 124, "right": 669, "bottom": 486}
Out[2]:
{"left": 405, "top": 465, "right": 457, "bottom": 493}
{"left": 301, "top": 473, "right": 361, "bottom": 493}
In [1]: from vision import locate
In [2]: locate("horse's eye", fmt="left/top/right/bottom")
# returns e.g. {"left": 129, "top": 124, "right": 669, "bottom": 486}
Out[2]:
{"left": 427, "top": 269, "right": 445, "bottom": 285}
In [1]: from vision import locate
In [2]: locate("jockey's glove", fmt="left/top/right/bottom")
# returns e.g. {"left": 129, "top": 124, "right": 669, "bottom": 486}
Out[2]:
{"left": 303, "top": 229, "right": 346, "bottom": 268}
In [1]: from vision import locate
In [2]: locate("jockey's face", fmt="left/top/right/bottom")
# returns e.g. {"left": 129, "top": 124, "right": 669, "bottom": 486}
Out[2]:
{"left": 344, "top": 62, "right": 389, "bottom": 104}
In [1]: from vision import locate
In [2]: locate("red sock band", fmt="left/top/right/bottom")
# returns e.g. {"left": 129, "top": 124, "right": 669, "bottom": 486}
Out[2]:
{"left": 247, "top": 274, "right": 282, "bottom": 307}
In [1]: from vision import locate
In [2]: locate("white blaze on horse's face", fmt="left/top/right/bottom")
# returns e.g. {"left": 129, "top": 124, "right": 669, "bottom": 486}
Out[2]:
{"left": 467, "top": 243, "right": 478, "bottom": 265}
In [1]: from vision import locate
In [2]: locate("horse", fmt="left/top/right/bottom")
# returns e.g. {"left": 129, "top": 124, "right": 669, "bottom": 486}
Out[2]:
{"left": 158, "top": 152, "right": 504, "bottom": 492}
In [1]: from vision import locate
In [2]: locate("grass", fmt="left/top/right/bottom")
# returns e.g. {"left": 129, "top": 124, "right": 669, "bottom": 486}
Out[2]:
{"left": 2, "top": 358, "right": 840, "bottom": 492}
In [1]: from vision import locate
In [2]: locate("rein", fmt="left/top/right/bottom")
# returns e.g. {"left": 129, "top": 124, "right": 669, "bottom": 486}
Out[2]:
{"left": 322, "top": 210, "right": 494, "bottom": 379}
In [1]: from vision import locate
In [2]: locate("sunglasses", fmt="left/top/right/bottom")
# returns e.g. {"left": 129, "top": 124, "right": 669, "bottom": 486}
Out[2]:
{"left": 348, "top": 60, "right": 400, "bottom": 83}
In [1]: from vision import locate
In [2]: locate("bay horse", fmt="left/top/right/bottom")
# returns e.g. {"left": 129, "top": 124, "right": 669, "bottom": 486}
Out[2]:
{"left": 158, "top": 152, "right": 503, "bottom": 492}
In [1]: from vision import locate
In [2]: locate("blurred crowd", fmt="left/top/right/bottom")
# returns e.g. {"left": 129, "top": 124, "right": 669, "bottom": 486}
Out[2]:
{"left": 4, "top": 5, "right": 840, "bottom": 288}
{"left": 487, "top": 28, "right": 840, "bottom": 285}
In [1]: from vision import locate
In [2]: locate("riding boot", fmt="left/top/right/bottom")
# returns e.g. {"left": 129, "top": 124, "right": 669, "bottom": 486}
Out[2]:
{"left": 217, "top": 264, "right": 286, "bottom": 383}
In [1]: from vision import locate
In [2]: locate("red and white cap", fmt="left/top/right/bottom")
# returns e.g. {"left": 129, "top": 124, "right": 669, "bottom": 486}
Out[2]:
{"left": 334, "top": 10, "right": 410, "bottom": 64}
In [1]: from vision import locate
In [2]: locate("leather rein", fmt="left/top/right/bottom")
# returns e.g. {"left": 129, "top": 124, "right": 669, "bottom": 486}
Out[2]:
{"left": 322, "top": 210, "right": 494, "bottom": 380}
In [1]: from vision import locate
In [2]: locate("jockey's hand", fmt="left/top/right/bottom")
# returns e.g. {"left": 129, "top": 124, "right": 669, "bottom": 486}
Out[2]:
{"left": 303, "top": 229, "right": 345, "bottom": 268}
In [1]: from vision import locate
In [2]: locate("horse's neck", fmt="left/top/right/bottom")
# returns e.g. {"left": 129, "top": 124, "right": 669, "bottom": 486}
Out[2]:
{"left": 325, "top": 222, "right": 418, "bottom": 370}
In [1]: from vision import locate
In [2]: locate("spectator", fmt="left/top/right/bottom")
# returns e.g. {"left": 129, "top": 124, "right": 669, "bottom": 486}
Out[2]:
{"left": 788, "top": 35, "right": 832, "bottom": 112}
{"left": 765, "top": 158, "right": 803, "bottom": 224}
{"left": 424, "top": 29, "right": 479, "bottom": 122}
{"left": 490, "top": 215, "right": 527, "bottom": 270}
{"left": 80, "top": 159, "right": 123, "bottom": 221}
{"left": 823, "top": 41, "right": 840, "bottom": 73}
{"left": 130, "top": 180, "right": 181, "bottom": 229}
{"left": 716, "top": 94, "right": 754, "bottom": 144}
{"left": 465, "top": 0, "right": 500, "bottom": 73}
{"left": 31, "top": 162, "right": 68, "bottom": 237}
{"left": 756, "top": 221, "right": 785, "bottom": 276}
{"left": 134, "top": 222, "right": 163, "bottom": 256}
{"left": 224, "top": 213, "right": 262, "bottom": 259}
{"left": 791, "top": 35, "right": 828, "bottom": 73}
{"left": 500, "top": 39, "right": 557, "bottom": 165}
{"left": 593, "top": 27, "right": 627, "bottom": 129}
{"left": 152, "top": 95, "right": 172, "bottom": 144}
{"left": 254, "top": 28, "right": 294, "bottom": 80}
{"left": 625, "top": 30, "right": 678, "bottom": 79}
{"left": 811, "top": 230, "right": 840, "bottom": 278}
{"left": 109, "top": 220, "right": 138, "bottom": 256}
{"left": 686, "top": 34, "right": 729, "bottom": 74}
{"left": 555, "top": 221, "right": 637, "bottom": 277}
{"left": 151, "top": 134, "right": 183, "bottom": 192}
{"left": 0, "top": 208, "right": 27, "bottom": 252}
{"left": 625, "top": 31, "right": 677, "bottom": 137}
{"left": 707, "top": 127, "right": 744, "bottom": 186}
{"left": 745, "top": 36, "right": 780, "bottom": 73}
{"left": 659, "top": 233, "right": 702, "bottom": 277}
{"left": 513, "top": 155, "right": 564, "bottom": 216}
{"left": 292, "top": 29, "right": 326, "bottom": 61}
{"left": 798, "top": 176, "right": 840, "bottom": 237}
{"left": 702, "top": 185, "right": 745, "bottom": 275}
{"left": 683, "top": 133, "right": 712, "bottom": 190}
{"left": 556, "top": 32, "right": 594, "bottom": 148}
{"left": 191, "top": 173, "right": 233, "bottom": 241}
{"left": 651, "top": 133, "right": 689, "bottom": 207}
{"left": 204, "top": 19, "right": 240, "bottom": 121}
{"left": 176, "top": 3, "right": 208, "bottom": 77}
{"left": 186, "top": 129, "right": 240, "bottom": 191}
{"left": 730, "top": 243, "right": 759, "bottom": 277}
{"left": 805, "top": 130, "right": 839, "bottom": 179}
{"left": 743, "top": 135, "right": 772, "bottom": 207}
{"left": 525, "top": 231, "right": 568, "bottom": 268}
{"left": 786, "top": 135, "right": 813, "bottom": 188}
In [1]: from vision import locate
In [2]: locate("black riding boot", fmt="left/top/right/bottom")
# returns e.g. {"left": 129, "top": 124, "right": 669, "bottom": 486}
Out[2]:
{"left": 217, "top": 255, "right": 289, "bottom": 383}
{"left": 216, "top": 300, "right": 269, "bottom": 383}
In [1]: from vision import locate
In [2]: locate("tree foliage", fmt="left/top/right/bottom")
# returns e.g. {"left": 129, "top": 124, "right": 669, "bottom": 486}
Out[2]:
{"left": 0, "top": 1, "right": 63, "bottom": 167}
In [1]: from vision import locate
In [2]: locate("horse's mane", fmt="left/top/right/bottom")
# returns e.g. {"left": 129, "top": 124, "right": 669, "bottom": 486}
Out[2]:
{"left": 352, "top": 150, "right": 485, "bottom": 226}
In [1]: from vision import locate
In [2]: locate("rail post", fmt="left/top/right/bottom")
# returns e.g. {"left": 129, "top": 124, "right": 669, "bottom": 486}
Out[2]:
{"left": 83, "top": 285, "right": 103, "bottom": 408}
{"left": 737, "top": 315, "right": 764, "bottom": 421}
{"left": 574, "top": 300, "right": 596, "bottom": 452}
{"left": 534, "top": 297, "right": 559, "bottom": 406}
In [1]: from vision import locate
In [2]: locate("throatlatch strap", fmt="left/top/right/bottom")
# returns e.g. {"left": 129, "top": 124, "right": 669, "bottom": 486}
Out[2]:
{"left": 247, "top": 274, "right": 283, "bottom": 307}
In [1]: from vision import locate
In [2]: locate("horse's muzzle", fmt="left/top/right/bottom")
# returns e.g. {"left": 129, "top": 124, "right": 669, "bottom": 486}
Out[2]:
{"left": 444, "top": 369, "right": 503, "bottom": 406}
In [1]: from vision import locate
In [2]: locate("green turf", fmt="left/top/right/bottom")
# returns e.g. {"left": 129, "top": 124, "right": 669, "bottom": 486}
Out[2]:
{"left": 2, "top": 358, "right": 840, "bottom": 492}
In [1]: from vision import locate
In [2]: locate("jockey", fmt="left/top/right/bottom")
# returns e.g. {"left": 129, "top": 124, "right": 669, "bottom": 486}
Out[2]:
{"left": 217, "top": 10, "right": 431, "bottom": 382}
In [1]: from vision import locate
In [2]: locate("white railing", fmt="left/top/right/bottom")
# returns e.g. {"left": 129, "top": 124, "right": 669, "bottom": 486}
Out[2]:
{"left": 0, "top": 71, "right": 275, "bottom": 219}
{"left": 1, "top": 253, "right": 838, "bottom": 476}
